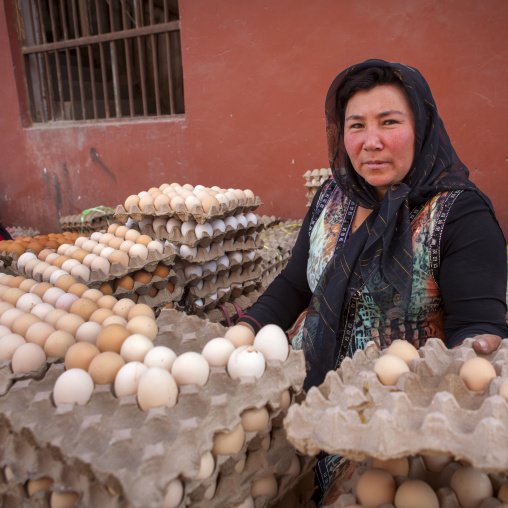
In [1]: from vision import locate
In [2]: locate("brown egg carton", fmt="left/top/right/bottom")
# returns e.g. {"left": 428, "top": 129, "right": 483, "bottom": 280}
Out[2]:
{"left": 329, "top": 455, "right": 508, "bottom": 508}
{"left": 114, "top": 196, "right": 263, "bottom": 226}
{"left": 0, "top": 309, "right": 307, "bottom": 507}
{"left": 284, "top": 338, "right": 508, "bottom": 474}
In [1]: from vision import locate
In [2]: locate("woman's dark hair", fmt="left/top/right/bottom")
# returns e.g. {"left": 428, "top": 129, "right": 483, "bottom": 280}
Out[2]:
{"left": 336, "top": 67, "right": 412, "bottom": 130}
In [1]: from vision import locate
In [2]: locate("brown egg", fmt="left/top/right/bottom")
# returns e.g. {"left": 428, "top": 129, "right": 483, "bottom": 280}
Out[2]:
{"left": 44, "top": 309, "right": 68, "bottom": 328}
{"left": 69, "top": 298, "right": 99, "bottom": 321}
{"left": 133, "top": 270, "right": 152, "bottom": 285}
{"left": 115, "top": 225, "right": 130, "bottom": 238}
{"left": 201, "top": 195, "right": 220, "bottom": 214}
{"left": 130, "top": 293, "right": 139, "bottom": 302}
{"left": 25, "top": 322, "right": 56, "bottom": 347}
{"left": 153, "top": 263, "right": 170, "bottom": 279}
{"left": 89, "top": 308, "right": 114, "bottom": 325}
{"left": 70, "top": 249, "right": 89, "bottom": 263}
{"left": 115, "top": 275, "right": 134, "bottom": 291}
{"left": 0, "top": 274, "right": 14, "bottom": 286}
{"left": 108, "top": 250, "right": 130, "bottom": 269}
{"left": 154, "top": 194, "right": 171, "bottom": 211}
{"left": 99, "top": 282, "right": 114, "bottom": 295}
{"left": 54, "top": 274, "right": 78, "bottom": 292}
{"left": 112, "top": 298, "right": 136, "bottom": 319}
{"left": 65, "top": 342, "right": 101, "bottom": 370}
{"left": 30, "top": 282, "right": 54, "bottom": 299}
{"left": 88, "top": 351, "right": 125, "bottom": 384}
{"left": 12, "top": 313, "right": 42, "bottom": 337}
{"left": 9, "top": 276, "right": 27, "bottom": 288}
{"left": 45, "top": 240, "right": 61, "bottom": 250}
{"left": 139, "top": 195, "right": 154, "bottom": 211}
{"left": 44, "top": 330, "right": 76, "bottom": 358}
{"left": 38, "top": 249, "right": 55, "bottom": 261}
{"left": 459, "top": 357, "right": 497, "bottom": 391}
{"left": 3, "top": 288, "right": 28, "bottom": 306}
{"left": 0, "top": 302, "right": 14, "bottom": 317}
{"left": 108, "top": 237, "right": 124, "bottom": 250}
{"left": 56, "top": 313, "right": 85, "bottom": 336}
{"left": 372, "top": 457, "right": 410, "bottom": 477}
{"left": 67, "top": 283, "right": 89, "bottom": 297}
{"left": 136, "top": 235, "right": 152, "bottom": 247}
{"left": 356, "top": 469, "right": 396, "bottom": 507}
{"left": 11, "top": 343, "right": 46, "bottom": 373}
{"left": 97, "top": 295, "right": 117, "bottom": 310}
{"left": 107, "top": 223, "right": 121, "bottom": 235}
{"left": 18, "top": 279, "right": 38, "bottom": 292}
{"left": 147, "top": 286, "right": 157, "bottom": 298}
{"left": 53, "top": 255, "right": 70, "bottom": 268}
{"left": 81, "top": 289, "right": 104, "bottom": 302}
{"left": 0, "top": 286, "right": 11, "bottom": 299}
{"left": 125, "top": 229, "right": 141, "bottom": 242}
{"left": 96, "top": 324, "right": 131, "bottom": 353}
{"left": 127, "top": 303, "right": 155, "bottom": 321}
{"left": 126, "top": 316, "right": 158, "bottom": 341}
{"left": 99, "top": 233, "right": 115, "bottom": 245}
{"left": 124, "top": 195, "right": 140, "bottom": 209}
{"left": 7, "top": 242, "right": 26, "bottom": 256}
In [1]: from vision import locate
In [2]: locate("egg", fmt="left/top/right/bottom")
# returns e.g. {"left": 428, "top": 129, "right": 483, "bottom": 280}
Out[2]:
{"left": 386, "top": 340, "right": 420, "bottom": 365}
{"left": 374, "top": 354, "right": 410, "bottom": 386}
{"left": 129, "top": 244, "right": 149, "bottom": 260}
{"left": 75, "top": 321, "right": 102, "bottom": 344}
{"left": 113, "top": 298, "right": 136, "bottom": 318}
{"left": 161, "top": 478, "right": 184, "bottom": 508}
{"left": 394, "top": 479, "right": 439, "bottom": 508}
{"left": 114, "top": 361, "right": 148, "bottom": 397}
{"left": 143, "top": 346, "right": 177, "bottom": 371}
{"left": 147, "top": 241, "right": 163, "bottom": 254}
{"left": 82, "top": 253, "right": 98, "bottom": 267}
{"left": 0, "top": 324, "right": 11, "bottom": 338}
{"left": 253, "top": 324, "right": 289, "bottom": 362}
{"left": 225, "top": 191, "right": 238, "bottom": 208}
{"left": 16, "top": 293, "right": 42, "bottom": 312}
{"left": 26, "top": 477, "right": 54, "bottom": 496}
{"left": 81, "top": 289, "right": 104, "bottom": 302}
{"left": 195, "top": 222, "right": 214, "bottom": 240}
{"left": 498, "top": 481, "right": 508, "bottom": 502}
{"left": 251, "top": 475, "right": 277, "bottom": 500}
{"left": 11, "top": 343, "right": 46, "bottom": 373}
{"left": 120, "top": 334, "right": 154, "bottom": 362}
{"left": 0, "top": 308, "right": 24, "bottom": 328}
{"left": 421, "top": 454, "right": 453, "bottom": 473}
{"left": 55, "top": 293, "right": 80, "bottom": 312}
{"left": 61, "top": 259, "right": 81, "bottom": 272}
{"left": 245, "top": 212, "right": 257, "bottom": 224}
{"left": 16, "top": 252, "right": 37, "bottom": 271}
{"left": 181, "top": 220, "right": 197, "bottom": 236}
{"left": 12, "top": 313, "right": 41, "bottom": 337}
{"left": 184, "top": 264, "right": 203, "bottom": 279}
{"left": 212, "top": 423, "right": 245, "bottom": 455}
{"left": 0, "top": 302, "right": 14, "bottom": 317}
{"left": 99, "top": 246, "right": 116, "bottom": 260}
{"left": 89, "top": 308, "right": 114, "bottom": 325}
{"left": 3, "top": 288, "right": 27, "bottom": 306}
{"left": 53, "top": 368, "right": 95, "bottom": 406}
{"left": 124, "top": 195, "right": 140, "bottom": 209}
{"left": 42, "top": 287, "right": 66, "bottom": 306}
{"left": 225, "top": 325, "right": 255, "bottom": 347}
{"left": 201, "top": 338, "right": 235, "bottom": 367}
{"left": 216, "top": 255, "right": 230, "bottom": 268}
{"left": 227, "top": 346, "right": 266, "bottom": 379}
{"left": 91, "top": 256, "right": 111, "bottom": 274}
{"left": 125, "top": 229, "right": 141, "bottom": 242}
{"left": 137, "top": 367, "right": 178, "bottom": 410}
{"left": 65, "top": 342, "right": 101, "bottom": 370}
{"left": 96, "top": 324, "right": 131, "bottom": 353}
{"left": 82, "top": 239, "right": 99, "bottom": 252}
{"left": 450, "top": 466, "right": 493, "bottom": 508}
{"left": 241, "top": 407, "right": 270, "bottom": 432}
{"left": 44, "top": 330, "right": 76, "bottom": 358}
{"left": 127, "top": 304, "right": 155, "bottom": 321}
{"left": 185, "top": 195, "right": 201, "bottom": 211}
{"left": 25, "top": 322, "right": 55, "bottom": 347}
{"left": 88, "top": 351, "right": 125, "bottom": 384}
{"left": 356, "top": 469, "right": 396, "bottom": 507}
{"left": 55, "top": 313, "right": 85, "bottom": 336}
{"left": 459, "top": 356, "right": 496, "bottom": 391}
{"left": 69, "top": 298, "right": 99, "bottom": 320}
{"left": 67, "top": 283, "right": 90, "bottom": 298}
{"left": 201, "top": 195, "right": 220, "bottom": 214}
{"left": 0, "top": 334, "right": 26, "bottom": 360}
{"left": 43, "top": 309, "right": 68, "bottom": 328}
{"left": 180, "top": 245, "right": 197, "bottom": 259}
{"left": 171, "top": 352, "right": 210, "bottom": 386}
{"left": 126, "top": 316, "right": 158, "bottom": 341}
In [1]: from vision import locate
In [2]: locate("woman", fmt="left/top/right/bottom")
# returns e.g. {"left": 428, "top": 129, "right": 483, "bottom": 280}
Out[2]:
{"left": 235, "top": 60, "right": 508, "bottom": 504}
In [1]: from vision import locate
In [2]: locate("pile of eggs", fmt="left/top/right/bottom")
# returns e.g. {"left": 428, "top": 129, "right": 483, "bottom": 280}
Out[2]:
{"left": 0, "top": 232, "right": 82, "bottom": 259}
{"left": 0, "top": 272, "right": 158, "bottom": 376}
{"left": 344, "top": 455, "right": 508, "bottom": 508}
{"left": 303, "top": 168, "right": 331, "bottom": 206}
{"left": 52, "top": 323, "right": 290, "bottom": 412}
{"left": 122, "top": 183, "right": 257, "bottom": 215}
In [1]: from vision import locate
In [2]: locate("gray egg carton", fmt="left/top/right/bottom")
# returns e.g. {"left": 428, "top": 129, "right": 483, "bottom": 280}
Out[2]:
{"left": 284, "top": 338, "right": 508, "bottom": 474}
{"left": 0, "top": 309, "right": 314, "bottom": 507}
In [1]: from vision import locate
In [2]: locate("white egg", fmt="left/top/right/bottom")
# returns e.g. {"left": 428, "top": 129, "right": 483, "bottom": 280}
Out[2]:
{"left": 202, "top": 338, "right": 235, "bottom": 367}
{"left": 196, "top": 279, "right": 204, "bottom": 290}
{"left": 253, "top": 324, "right": 289, "bottom": 362}
{"left": 114, "top": 361, "right": 148, "bottom": 397}
{"left": 53, "top": 368, "right": 95, "bottom": 406}
{"left": 224, "top": 216, "right": 238, "bottom": 229}
{"left": 138, "top": 216, "right": 153, "bottom": 230}
{"left": 211, "top": 219, "right": 226, "bottom": 232}
{"left": 137, "top": 367, "right": 178, "bottom": 410}
{"left": 195, "top": 222, "right": 214, "bottom": 239}
{"left": 16, "top": 252, "right": 37, "bottom": 271}
{"left": 245, "top": 212, "right": 258, "bottom": 225}
{"left": 75, "top": 321, "right": 102, "bottom": 344}
{"left": 0, "top": 334, "right": 26, "bottom": 360}
{"left": 194, "top": 299, "right": 204, "bottom": 307}
{"left": 184, "top": 264, "right": 203, "bottom": 279}
{"left": 144, "top": 346, "right": 177, "bottom": 371}
{"left": 181, "top": 220, "right": 197, "bottom": 236}
{"left": 49, "top": 269, "right": 70, "bottom": 285}
{"left": 16, "top": 293, "right": 43, "bottom": 313}
{"left": 235, "top": 214, "right": 248, "bottom": 228}
{"left": 166, "top": 218, "right": 182, "bottom": 233}
{"left": 171, "top": 352, "right": 210, "bottom": 386}
{"left": 215, "top": 193, "right": 230, "bottom": 207}
{"left": 153, "top": 217, "right": 168, "bottom": 231}
{"left": 227, "top": 346, "right": 265, "bottom": 379}
{"left": 202, "top": 260, "right": 217, "bottom": 273}
{"left": 120, "top": 334, "right": 154, "bottom": 362}
{"left": 216, "top": 255, "right": 230, "bottom": 267}
{"left": 161, "top": 478, "right": 184, "bottom": 508}
{"left": 147, "top": 241, "right": 164, "bottom": 254}
{"left": 228, "top": 252, "right": 243, "bottom": 264}
{"left": 180, "top": 245, "right": 198, "bottom": 259}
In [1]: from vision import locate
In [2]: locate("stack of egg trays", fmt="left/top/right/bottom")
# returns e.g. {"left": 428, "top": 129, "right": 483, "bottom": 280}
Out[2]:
{"left": 284, "top": 338, "right": 508, "bottom": 474}
{"left": 257, "top": 221, "right": 302, "bottom": 289}
{"left": 303, "top": 168, "right": 331, "bottom": 206}
{"left": 201, "top": 289, "right": 264, "bottom": 326}
{"left": 0, "top": 309, "right": 315, "bottom": 508}
{"left": 59, "top": 211, "right": 114, "bottom": 234}
{"left": 114, "top": 193, "right": 263, "bottom": 225}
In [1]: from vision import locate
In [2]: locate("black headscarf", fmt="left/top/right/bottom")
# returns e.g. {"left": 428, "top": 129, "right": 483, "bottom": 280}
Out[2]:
{"left": 301, "top": 59, "right": 493, "bottom": 390}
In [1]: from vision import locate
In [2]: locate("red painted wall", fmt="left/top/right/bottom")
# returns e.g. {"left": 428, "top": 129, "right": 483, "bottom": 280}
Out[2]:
{"left": 1, "top": 0, "right": 508, "bottom": 236}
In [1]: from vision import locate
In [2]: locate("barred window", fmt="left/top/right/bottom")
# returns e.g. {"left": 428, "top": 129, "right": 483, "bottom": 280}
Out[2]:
{"left": 18, "top": 0, "right": 184, "bottom": 123}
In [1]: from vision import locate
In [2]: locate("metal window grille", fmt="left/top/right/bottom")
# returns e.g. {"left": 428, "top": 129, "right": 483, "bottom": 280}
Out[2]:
{"left": 18, "top": 0, "right": 184, "bottom": 123}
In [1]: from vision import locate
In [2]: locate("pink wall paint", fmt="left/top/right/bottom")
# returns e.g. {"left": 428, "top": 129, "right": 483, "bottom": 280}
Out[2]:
{"left": 1, "top": 0, "right": 507, "bottom": 237}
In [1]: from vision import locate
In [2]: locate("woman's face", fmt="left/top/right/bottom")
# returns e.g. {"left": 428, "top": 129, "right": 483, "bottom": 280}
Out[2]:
{"left": 343, "top": 84, "right": 415, "bottom": 200}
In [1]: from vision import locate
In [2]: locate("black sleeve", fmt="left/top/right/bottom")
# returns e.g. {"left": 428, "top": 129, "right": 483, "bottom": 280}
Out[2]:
{"left": 236, "top": 187, "right": 327, "bottom": 333}
{"left": 439, "top": 191, "right": 508, "bottom": 348}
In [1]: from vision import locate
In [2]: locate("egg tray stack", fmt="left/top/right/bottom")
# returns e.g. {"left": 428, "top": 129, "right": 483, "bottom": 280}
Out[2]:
{"left": 4, "top": 226, "right": 40, "bottom": 238}
{"left": 0, "top": 309, "right": 315, "bottom": 508}
{"left": 303, "top": 169, "right": 332, "bottom": 206}
{"left": 257, "top": 221, "right": 302, "bottom": 289}
{"left": 284, "top": 338, "right": 508, "bottom": 506}
{"left": 59, "top": 209, "right": 116, "bottom": 234}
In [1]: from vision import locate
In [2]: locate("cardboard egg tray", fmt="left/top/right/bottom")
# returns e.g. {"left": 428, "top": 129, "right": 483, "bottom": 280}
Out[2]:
{"left": 134, "top": 219, "right": 264, "bottom": 248}
{"left": 3, "top": 226, "right": 40, "bottom": 238}
{"left": 200, "top": 291, "right": 263, "bottom": 326}
{"left": 59, "top": 211, "right": 115, "bottom": 234}
{"left": 303, "top": 169, "right": 331, "bottom": 207}
{"left": 114, "top": 196, "right": 263, "bottom": 226}
{"left": 284, "top": 338, "right": 508, "bottom": 475}
{"left": 328, "top": 455, "right": 508, "bottom": 508}
{"left": 0, "top": 309, "right": 314, "bottom": 508}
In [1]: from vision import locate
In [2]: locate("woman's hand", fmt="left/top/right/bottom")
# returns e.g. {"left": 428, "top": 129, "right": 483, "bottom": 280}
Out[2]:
{"left": 473, "top": 334, "right": 503, "bottom": 354}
